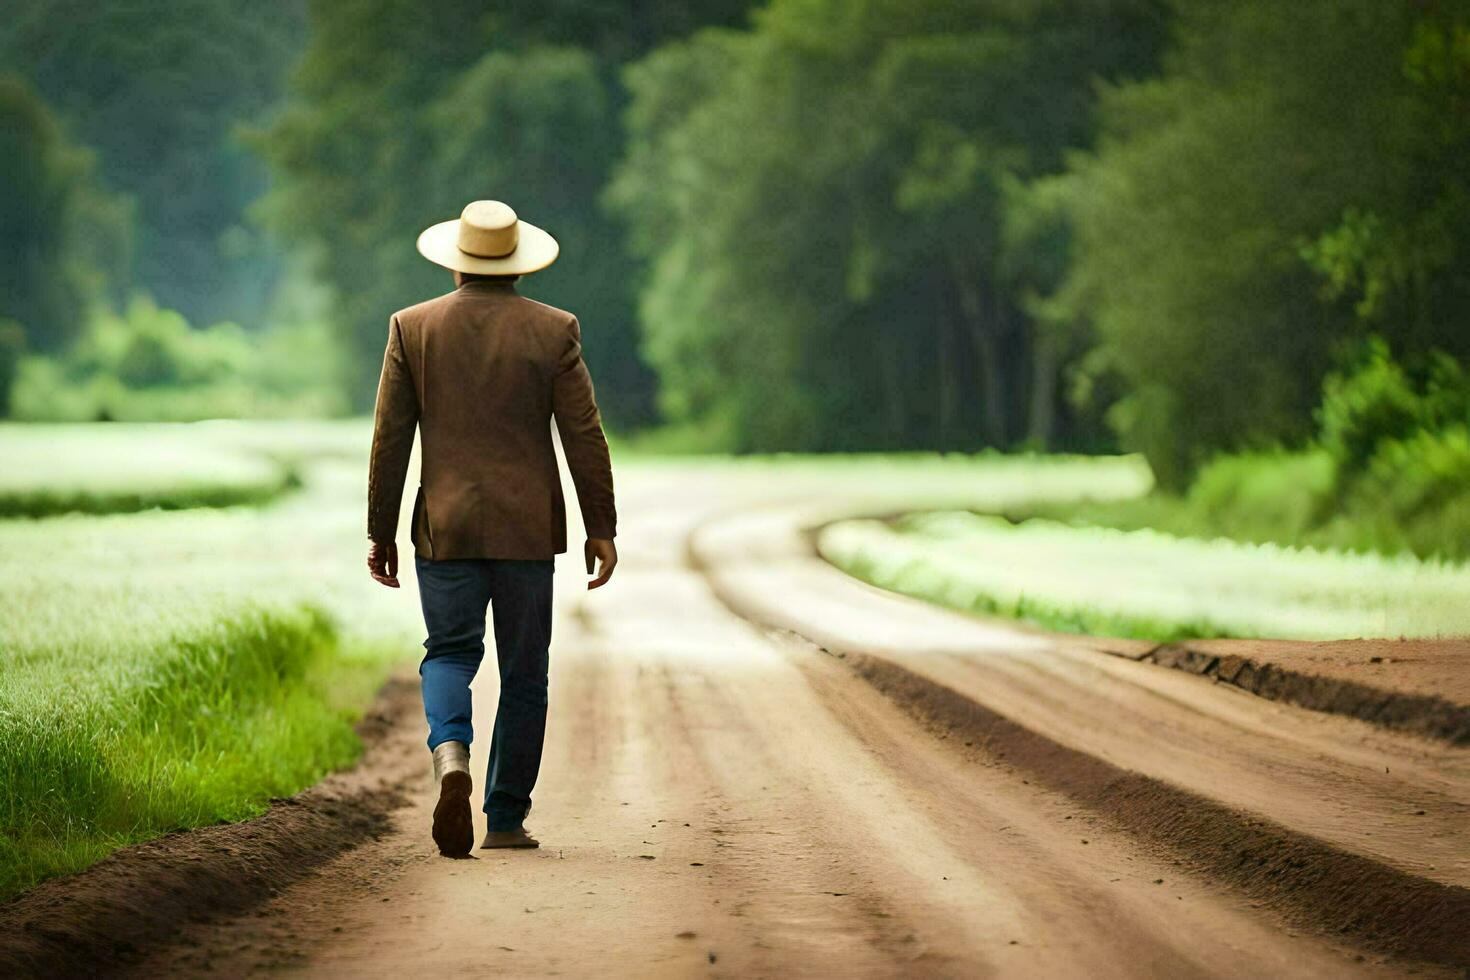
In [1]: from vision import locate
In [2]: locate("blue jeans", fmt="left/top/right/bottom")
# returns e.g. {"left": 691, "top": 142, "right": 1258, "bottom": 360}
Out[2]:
{"left": 415, "top": 555, "right": 553, "bottom": 832}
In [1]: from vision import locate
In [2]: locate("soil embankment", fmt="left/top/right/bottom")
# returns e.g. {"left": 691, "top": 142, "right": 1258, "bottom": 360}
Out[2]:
{"left": 0, "top": 678, "right": 422, "bottom": 978}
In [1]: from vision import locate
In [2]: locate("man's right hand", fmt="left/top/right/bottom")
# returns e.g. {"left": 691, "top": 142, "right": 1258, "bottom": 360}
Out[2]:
{"left": 584, "top": 538, "right": 618, "bottom": 590}
{"left": 367, "top": 539, "right": 400, "bottom": 589}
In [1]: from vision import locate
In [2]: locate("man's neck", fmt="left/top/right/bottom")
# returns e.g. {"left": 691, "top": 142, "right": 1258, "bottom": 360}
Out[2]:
{"left": 458, "top": 278, "right": 518, "bottom": 293}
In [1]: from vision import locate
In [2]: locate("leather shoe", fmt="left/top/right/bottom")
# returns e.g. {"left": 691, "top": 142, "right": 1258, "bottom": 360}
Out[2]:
{"left": 481, "top": 826, "right": 539, "bottom": 849}
{"left": 430, "top": 742, "right": 473, "bottom": 857}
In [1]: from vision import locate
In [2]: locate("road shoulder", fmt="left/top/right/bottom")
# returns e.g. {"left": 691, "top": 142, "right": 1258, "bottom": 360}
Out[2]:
{"left": 0, "top": 674, "right": 423, "bottom": 978}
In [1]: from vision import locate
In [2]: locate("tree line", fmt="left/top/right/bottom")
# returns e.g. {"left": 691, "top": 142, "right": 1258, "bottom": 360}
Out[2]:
{"left": 255, "top": 0, "right": 755, "bottom": 428}
{"left": 3, "top": 0, "right": 1468, "bottom": 486}
{"left": 609, "top": 0, "right": 1470, "bottom": 484}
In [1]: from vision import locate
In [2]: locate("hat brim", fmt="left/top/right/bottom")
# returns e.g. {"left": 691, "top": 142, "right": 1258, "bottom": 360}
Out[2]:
{"left": 416, "top": 218, "right": 560, "bottom": 275}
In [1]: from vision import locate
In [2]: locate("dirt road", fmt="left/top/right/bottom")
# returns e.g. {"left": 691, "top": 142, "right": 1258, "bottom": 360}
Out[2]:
{"left": 129, "top": 464, "right": 1465, "bottom": 978}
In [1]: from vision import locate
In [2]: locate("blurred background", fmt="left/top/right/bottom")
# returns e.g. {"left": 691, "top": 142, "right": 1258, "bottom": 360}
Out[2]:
{"left": 3, "top": 0, "right": 1470, "bottom": 904}
{"left": 1, "top": 0, "right": 1464, "bottom": 497}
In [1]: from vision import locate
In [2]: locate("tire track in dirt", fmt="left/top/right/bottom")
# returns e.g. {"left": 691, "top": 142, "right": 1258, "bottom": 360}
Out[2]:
{"left": 775, "top": 636, "right": 1304, "bottom": 977}
{"left": 692, "top": 501, "right": 1470, "bottom": 973}
{"left": 551, "top": 561, "right": 1387, "bottom": 977}
{"left": 906, "top": 645, "right": 1469, "bottom": 882}
{"left": 803, "top": 636, "right": 1470, "bottom": 970}
{"left": 571, "top": 570, "right": 940, "bottom": 976}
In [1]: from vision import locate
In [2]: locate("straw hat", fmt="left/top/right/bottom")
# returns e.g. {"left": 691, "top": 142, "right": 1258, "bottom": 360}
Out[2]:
{"left": 416, "top": 200, "right": 559, "bottom": 275}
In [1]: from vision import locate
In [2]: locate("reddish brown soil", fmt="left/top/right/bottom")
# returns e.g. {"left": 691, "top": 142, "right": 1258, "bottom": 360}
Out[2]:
{"left": 823, "top": 639, "right": 1470, "bottom": 970}
{"left": 1180, "top": 638, "right": 1469, "bottom": 704}
{"left": 1109, "top": 638, "right": 1470, "bottom": 744}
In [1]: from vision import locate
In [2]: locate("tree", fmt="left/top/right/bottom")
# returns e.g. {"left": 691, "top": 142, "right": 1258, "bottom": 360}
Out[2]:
{"left": 0, "top": 76, "right": 130, "bottom": 355}
{"left": 259, "top": 0, "right": 754, "bottom": 421}
{"left": 435, "top": 47, "right": 645, "bottom": 414}
{"left": 257, "top": 0, "right": 497, "bottom": 405}
{"left": 611, "top": 0, "right": 1167, "bottom": 451}
{"left": 1057, "top": 0, "right": 1470, "bottom": 486}
{"left": 0, "top": 0, "right": 308, "bottom": 327}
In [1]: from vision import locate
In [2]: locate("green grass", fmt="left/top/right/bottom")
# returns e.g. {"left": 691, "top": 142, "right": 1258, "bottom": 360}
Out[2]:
{"left": 0, "top": 421, "right": 416, "bottom": 902}
{"left": 0, "top": 606, "right": 387, "bottom": 899}
{"left": 0, "top": 422, "right": 306, "bottom": 517}
{"left": 820, "top": 511, "right": 1470, "bottom": 641}
{"left": 1012, "top": 450, "right": 1334, "bottom": 548}
{"left": 1012, "top": 446, "right": 1470, "bottom": 563}
{"left": 833, "top": 445, "right": 1470, "bottom": 640}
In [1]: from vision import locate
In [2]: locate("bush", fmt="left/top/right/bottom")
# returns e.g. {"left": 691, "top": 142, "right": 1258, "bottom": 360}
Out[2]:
{"left": 1326, "top": 425, "right": 1470, "bottom": 559}
{"left": 1184, "top": 450, "right": 1336, "bottom": 544}
{"left": 1358, "top": 425, "right": 1470, "bottom": 520}
{"left": 1315, "top": 336, "right": 1424, "bottom": 476}
{"left": 9, "top": 297, "right": 349, "bottom": 421}
{"left": 1027, "top": 338, "right": 1470, "bottom": 561}
{"left": 1010, "top": 449, "right": 1336, "bottom": 551}
{"left": 1316, "top": 336, "right": 1470, "bottom": 478}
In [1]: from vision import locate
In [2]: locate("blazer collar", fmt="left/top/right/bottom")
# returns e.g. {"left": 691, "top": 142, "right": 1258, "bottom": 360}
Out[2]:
{"left": 458, "top": 279, "right": 519, "bottom": 294}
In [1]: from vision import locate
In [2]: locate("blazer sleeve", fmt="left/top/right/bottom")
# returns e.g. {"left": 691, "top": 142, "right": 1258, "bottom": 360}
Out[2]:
{"left": 552, "top": 316, "right": 617, "bottom": 539}
{"left": 366, "top": 314, "right": 419, "bottom": 543}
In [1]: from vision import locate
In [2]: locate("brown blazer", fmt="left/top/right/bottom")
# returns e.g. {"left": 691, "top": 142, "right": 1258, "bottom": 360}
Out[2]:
{"left": 367, "top": 279, "right": 616, "bottom": 560}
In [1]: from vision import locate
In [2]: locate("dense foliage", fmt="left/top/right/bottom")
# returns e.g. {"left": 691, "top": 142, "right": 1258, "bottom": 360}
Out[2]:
{"left": 0, "top": 1, "right": 307, "bottom": 327}
{"left": 0, "top": 77, "right": 129, "bottom": 354}
{"left": 1023, "top": 336, "right": 1470, "bottom": 562}
{"left": 611, "top": 0, "right": 1470, "bottom": 468}
{"left": 1058, "top": 0, "right": 1470, "bottom": 485}
{"left": 3, "top": 0, "right": 1468, "bottom": 507}
{"left": 611, "top": 0, "right": 1167, "bottom": 451}
{"left": 9, "top": 300, "right": 347, "bottom": 422}
{"left": 257, "top": 0, "right": 752, "bottom": 421}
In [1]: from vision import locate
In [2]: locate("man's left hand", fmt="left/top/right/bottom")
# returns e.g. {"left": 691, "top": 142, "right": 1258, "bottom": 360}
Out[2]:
{"left": 368, "top": 540, "right": 400, "bottom": 588}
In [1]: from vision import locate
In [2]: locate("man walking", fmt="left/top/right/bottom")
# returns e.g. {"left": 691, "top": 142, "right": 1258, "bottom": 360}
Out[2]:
{"left": 365, "top": 200, "right": 618, "bottom": 856}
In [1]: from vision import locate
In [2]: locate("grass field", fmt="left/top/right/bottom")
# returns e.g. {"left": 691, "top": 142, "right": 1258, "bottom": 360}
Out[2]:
{"left": 0, "top": 421, "right": 419, "bottom": 901}
{"left": 0, "top": 422, "right": 302, "bottom": 517}
{"left": 821, "top": 511, "right": 1470, "bottom": 641}
{"left": 996, "top": 442, "right": 1470, "bottom": 566}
